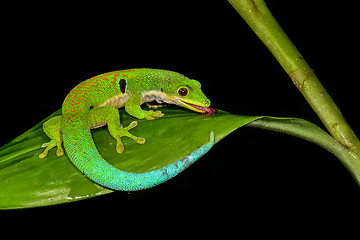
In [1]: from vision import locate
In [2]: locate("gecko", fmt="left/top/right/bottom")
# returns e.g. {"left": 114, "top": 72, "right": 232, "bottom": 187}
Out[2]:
{"left": 39, "top": 68, "right": 216, "bottom": 191}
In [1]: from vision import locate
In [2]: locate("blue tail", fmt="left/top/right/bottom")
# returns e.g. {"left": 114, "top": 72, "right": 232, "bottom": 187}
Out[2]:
{"left": 81, "top": 131, "right": 215, "bottom": 191}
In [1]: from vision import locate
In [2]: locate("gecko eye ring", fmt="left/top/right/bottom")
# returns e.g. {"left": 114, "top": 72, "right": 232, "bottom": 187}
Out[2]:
{"left": 178, "top": 87, "right": 188, "bottom": 97}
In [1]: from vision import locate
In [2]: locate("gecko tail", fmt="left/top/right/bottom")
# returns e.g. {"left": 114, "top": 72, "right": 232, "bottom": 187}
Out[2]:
{"left": 76, "top": 131, "right": 215, "bottom": 191}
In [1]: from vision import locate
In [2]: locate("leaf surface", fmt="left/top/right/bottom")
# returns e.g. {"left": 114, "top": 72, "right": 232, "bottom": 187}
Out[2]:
{"left": 0, "top": 108, "right": 260, "bottom": 209}
{"left": 2, "top": 107, "right": 349, "bottom": 209}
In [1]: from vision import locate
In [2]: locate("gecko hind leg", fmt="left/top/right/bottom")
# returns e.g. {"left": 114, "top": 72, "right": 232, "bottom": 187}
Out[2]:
{"left": 108, "top": 120, "right": 146, "bottom": 154}
{"left": 40, "top": 139, "right": 64, "bottom": 158}
{"left": 39, "top": 116, "right": 64, "bottom": 158}
{"left": 39, "top": 106, "right": 146, "bottom": 158}
{"left": 91, "top": 106, "right": 146, "bottom": 154}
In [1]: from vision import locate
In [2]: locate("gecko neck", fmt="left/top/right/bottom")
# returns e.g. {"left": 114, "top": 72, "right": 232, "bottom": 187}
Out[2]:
{"left": 100, "top": 90, "right": 176, "bottom": 109}
{"left": 140, "top": 90, "right": 175, "bottom": 105}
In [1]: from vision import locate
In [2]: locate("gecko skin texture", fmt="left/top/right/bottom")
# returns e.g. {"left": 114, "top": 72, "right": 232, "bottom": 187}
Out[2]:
{"left": 40, "top": 68, "right": 215, "bottom": 191}
{"left": 85, "top": 132, "right": 214, "bottom": 191}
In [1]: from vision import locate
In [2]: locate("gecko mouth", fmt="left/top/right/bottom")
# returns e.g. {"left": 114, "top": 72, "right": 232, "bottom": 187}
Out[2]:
{"left": 180, "top": 100, "right": 216, "bottom": 115}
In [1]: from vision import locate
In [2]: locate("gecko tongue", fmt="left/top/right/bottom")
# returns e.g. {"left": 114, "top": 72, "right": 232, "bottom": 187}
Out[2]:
{"left": 201, "top": 106, "right": 216, "bottom": 115}
{"left": 184, "top": 102, "right": 216, "bottom": 115}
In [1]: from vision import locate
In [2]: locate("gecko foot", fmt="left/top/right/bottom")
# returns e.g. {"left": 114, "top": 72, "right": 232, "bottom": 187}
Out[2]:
{"left": 144, "top": 110, "right": 164, "bottom": 120}
{"left": 109, "top": 121, "right": 146, "bottom": 154}
{"left": 39, "top": 140, "right": 64, "bottom": 158}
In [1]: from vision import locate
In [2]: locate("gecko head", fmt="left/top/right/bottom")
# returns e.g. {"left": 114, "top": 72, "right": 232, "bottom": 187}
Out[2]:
{"left": 162, "top": 72, "right": 215, "bottom": 115}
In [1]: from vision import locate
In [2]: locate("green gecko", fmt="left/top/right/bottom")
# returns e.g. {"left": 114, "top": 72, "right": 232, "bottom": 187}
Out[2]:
{"left": 39, "top": 68, "right": 215, "bottom": 191}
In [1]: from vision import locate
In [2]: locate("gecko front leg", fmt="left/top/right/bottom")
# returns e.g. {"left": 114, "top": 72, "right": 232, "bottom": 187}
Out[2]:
{"left": 125, "top": 94, "right": 164, "bottom": 120}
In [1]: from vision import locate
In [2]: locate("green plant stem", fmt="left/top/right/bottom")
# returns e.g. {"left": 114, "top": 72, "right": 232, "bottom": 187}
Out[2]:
{"left": 228, "top": 0, "right": 360, "bottom": 155}
{"left": 248, "top": 118, "right": 360, "bottom": 185}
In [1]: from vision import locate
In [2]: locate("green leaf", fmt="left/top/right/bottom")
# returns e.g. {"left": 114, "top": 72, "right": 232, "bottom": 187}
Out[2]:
{"left": 0, "top": 108, "right": 260, "bottom": 209}
{"left": 2, "top": 108, "right": 358, "bottom": 209}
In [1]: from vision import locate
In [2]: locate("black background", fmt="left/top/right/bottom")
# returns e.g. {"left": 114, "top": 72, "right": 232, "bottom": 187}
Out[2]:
{"left": 2, "top": 1, "right": 360, "bottom": 238}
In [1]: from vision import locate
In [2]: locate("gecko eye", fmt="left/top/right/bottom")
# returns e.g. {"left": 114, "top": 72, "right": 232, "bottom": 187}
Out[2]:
{"left": 178, "top": 87, "right": 188, "bottom": 97}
